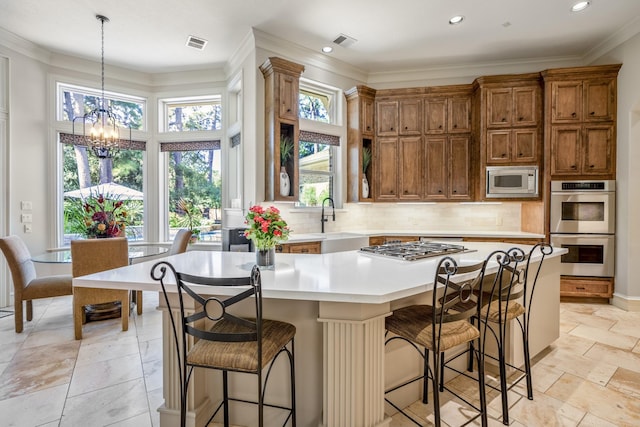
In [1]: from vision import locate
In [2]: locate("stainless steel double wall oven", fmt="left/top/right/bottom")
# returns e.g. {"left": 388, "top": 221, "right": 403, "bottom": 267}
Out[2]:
{"left": 550, "top": 180, "right": 615, "bottom": 278}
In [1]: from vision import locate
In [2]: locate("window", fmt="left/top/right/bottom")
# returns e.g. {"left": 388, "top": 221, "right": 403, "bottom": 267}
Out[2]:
{"left": 298, "top": 132, "right": 337, "bottom": 207}
{"left": 58, "top": 84, "right": 146, "bottom": 245}
{"left": 298, "top": 81, "right": 341, "bottom": 206}
{"left": 163, "top": 97, "right": 222, "bottom": 132}
{"left": 162, "top": 142, "right": 222, "bottom": 243}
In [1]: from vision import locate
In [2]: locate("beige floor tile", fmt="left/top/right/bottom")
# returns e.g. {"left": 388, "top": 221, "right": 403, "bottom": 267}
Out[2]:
{"left": 507, "top": 390, "right": 585, "bottom": 426}
{"left": 584, "top": 342, "right": 640, "bottom": 374}
{"left": 546, "top": 372, "right": 640, "bottom": 426}
{"left": 609, "top": 318, "right": 640, "bottom": 340}
{"left": 0, "top": 383, "right": 67, "bottom": 426}
{"left": 548, "top": 332, "right": 596, "bottom": 356}
{"left": 0, "top": 340, "right": 80, "bottom": 399}
{"left": 76, "top": 334, "right": 141, "bottom": 366}
{"left": 560, "top": 309, "right": 617, "bottom": 331}
{"left": 536, "top": 347, "right": 617, "bottom": 386}
{"left": 68, "top": 352, "right": 144, "bottom": 397}
{"left": 568, "top": 324, "right": 638, "bottom": 351}
{"left": 578, "top": 413, "right": 619, "bottom": 427}
{"left": 61, "top": 378, "right": 150, "bottom": 426}
{"left": 606, "top": 367, "right": 640, "bottom": 399}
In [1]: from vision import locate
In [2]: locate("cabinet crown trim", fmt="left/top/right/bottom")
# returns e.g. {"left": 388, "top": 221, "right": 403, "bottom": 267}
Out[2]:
{"left": 259, "top": 56, "right": 305, "bottom": 77}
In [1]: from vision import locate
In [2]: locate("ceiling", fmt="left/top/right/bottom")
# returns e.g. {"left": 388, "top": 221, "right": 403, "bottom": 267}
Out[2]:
{"left": 1, "top": 0, "right": 640, "bottom": 74}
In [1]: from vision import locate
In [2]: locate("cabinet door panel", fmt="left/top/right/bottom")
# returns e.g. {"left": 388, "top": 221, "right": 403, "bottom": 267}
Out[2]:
{"left": 449, "top": 136, "right": 470, "bottom": 199}
{"left": 399, "top": 136, "right": 423, "bottom": 199}
{"left": 376, "top": 137, "right": 398, "bottom": 199}
{"left": 377, "top": 101, "right": 399, "bottom": 136}
{"left": 425, "top": 137, "right": 448, "bottom": 199}
{"left": 551, "top": 81, "right": 582, "bottom": 122}
{"left": 513, "top": 129, "right": 537, "bottom": 163}
{"left": 399, "top": 99, "right": 422, "bottom": 135}
{"left": 449, "top": 97, "right": 471, "bottom": 133}
{"left": 584, "top": 80, "right": 615, "bottom": 122}
{"left": 279, "top": 74, "right": 298, "bottom": 120}
{"left": 551, "top": 126, "right": 581, "bottom": 175}
{"left": 583, "top": 125, "right": 612, "bottom": 175}
{"left": 487, "top": 88, "right": 512, "bottom": 127}
{"left": 486, "top": 130, "right": 511, "bottom": 164}
{"left": 424, "top": 98, "right": 447, "bottom": 134}
{"left": 362, "top": 96, "right": 375, "bottom": 135}
{"left": 513, "top": 87, "right": 538, "bottom": 126}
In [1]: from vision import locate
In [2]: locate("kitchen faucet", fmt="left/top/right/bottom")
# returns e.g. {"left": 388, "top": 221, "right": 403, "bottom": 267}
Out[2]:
{"left": 321, "top": 197, "right": 335, "bottom": 233}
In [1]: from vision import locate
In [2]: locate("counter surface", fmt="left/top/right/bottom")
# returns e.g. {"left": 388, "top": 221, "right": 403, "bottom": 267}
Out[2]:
{"left": 73, "top": 242, "right": 561, "bottom": 304}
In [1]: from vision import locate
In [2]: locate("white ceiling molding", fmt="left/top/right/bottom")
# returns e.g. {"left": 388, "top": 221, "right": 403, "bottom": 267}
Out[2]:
{"left": 584, "top": 15, "right": 640, "bottom": 64}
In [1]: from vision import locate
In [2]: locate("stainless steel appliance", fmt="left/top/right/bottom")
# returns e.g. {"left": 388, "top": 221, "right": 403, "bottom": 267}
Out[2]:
{"left": 550, "top": 180, "right": 615, "bottom": 278}
{"left": 359, "top": 241, "right": 471, "bottom": 261}
{"left": 222, "top": 227, "right": 254, "bottom": 252}
{"left": 486, "top": 166, "right": 539, "bottom": 198}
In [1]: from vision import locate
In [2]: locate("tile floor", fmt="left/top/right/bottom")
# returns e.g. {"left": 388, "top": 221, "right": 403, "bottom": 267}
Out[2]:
{"left": 0, "top": 295, "right": 639, "bottom": 426}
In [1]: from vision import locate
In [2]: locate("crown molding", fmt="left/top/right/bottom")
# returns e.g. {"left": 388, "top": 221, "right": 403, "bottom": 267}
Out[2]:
{"left": 584, "top": 15, "right": 640, "bottom": 63}
{"left": 252, "top": 28, "right": 368, "bottom": 83}
{"left": 0, "top": 27, "right": 50, "bottom": 64}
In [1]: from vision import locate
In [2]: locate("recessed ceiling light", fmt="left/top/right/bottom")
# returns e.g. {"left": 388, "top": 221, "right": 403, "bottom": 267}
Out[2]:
{"left": 571, "top": 1, "right": 590, "bottom": 12}
{"left": 449, "top": 15, "right": 464, "bottom": 25}
{"left": 322, "top": 46, "right": 333, "bottom": 53}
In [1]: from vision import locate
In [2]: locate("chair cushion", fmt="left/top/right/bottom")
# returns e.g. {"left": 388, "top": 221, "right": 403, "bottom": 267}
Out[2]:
{"left": 386, "top": 305, "right": 479, "bottom": 352}
{"left": 485, "top": 300, "right": 525, "bottom": 323}
{"left": 187, "top": 318, "right": 296, "bottom": 373}
{"left": 23, "top": 275, "right": 73, "bottom": 300}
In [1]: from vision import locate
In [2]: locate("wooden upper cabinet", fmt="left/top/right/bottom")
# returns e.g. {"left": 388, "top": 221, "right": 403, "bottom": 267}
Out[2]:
{"left": 424, "top": 96, "right": 471, "bottom": 134}
{"left": 425, "top": 135, "right": 471, "bottom": 200}
{"left": 376, "top": 101, "right": 399, "bottom": 136}
{"left": 399, "top": 99, "right": 422, "bottom": 135}
{"left": 449, "top": 136, "right": 471, "bottom": 199}
{"left": 487, "top": 86, "right": 539, "bottom": 127}
{"left": 549, "top": 125, "right": 612, "bottom": 176}
{"left": 449, "top": 96, "right": 471, "bottom": 133}
{"left": 487, "top": 128, "right": 537, "bottom": 164}
{"left": 425, "top": 136, "right": 448, "bottom": 199}
{"left": 550, "top": 79, "right": 615, "bottom": 123}
{"left": 424, "top": 98, "right": 447, "bottom": 134}
{"left": 279, "top": 73, "right": 299, "bottom": 120}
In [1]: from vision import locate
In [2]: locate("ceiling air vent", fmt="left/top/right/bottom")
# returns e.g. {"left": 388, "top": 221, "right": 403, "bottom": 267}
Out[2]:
{"left": 186, "top": 35, "right": 208, "bottom": 51}
{"left": 332, "top": 33, "right": 357, "bottom": 48}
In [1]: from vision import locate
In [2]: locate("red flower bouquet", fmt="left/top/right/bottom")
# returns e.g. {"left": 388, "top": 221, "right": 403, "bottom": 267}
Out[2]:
{"left": 244, "top": 205, "right": 290, "bottom": 250}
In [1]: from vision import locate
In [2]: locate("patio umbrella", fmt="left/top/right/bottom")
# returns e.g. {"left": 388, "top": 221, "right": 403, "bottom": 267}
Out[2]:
{"left": 63, "top": 182, "right": 144, "bottom": 200}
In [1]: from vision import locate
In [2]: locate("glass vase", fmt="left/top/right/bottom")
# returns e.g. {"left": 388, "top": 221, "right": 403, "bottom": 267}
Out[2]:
{"left": 256, "top": 247, "right": 276, "bottom": 269}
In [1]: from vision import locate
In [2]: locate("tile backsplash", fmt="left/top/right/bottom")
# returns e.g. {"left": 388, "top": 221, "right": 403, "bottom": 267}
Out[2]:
{"left": 270, "top": 202, "right": 523, "bottom": 235}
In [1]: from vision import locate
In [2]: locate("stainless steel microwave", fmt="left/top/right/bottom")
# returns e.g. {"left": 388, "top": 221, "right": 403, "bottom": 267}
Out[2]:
{"left": 486, "top": 166, "right": 539, "bottom": 198}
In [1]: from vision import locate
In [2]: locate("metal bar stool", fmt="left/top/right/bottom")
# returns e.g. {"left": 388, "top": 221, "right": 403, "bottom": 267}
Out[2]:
{"left": 384, "top": 254, "right": 510, "bottom": 427}
{"left": 152, "top": 261, "right": 296, "bottom": 427}
{"left": 443, "top": 243, "right": 553, "bottom": 425}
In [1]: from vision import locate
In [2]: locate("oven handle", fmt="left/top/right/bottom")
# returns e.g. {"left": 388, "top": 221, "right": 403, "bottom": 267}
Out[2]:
{"left": 550, "top": 233, "right": 615, "bottom": 238}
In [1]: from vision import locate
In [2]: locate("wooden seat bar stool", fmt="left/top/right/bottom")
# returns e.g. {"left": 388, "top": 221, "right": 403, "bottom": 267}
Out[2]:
{"left": 151, "top": 261, "right": 296, "bottom": 427}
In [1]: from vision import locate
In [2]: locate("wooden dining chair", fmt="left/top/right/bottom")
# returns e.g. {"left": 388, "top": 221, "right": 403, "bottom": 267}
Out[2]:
{"left": 0, "top": 235, "right": 73, "bottom": 333}
{"left": 71, "top": 237, "right": 129, "bottom": 340}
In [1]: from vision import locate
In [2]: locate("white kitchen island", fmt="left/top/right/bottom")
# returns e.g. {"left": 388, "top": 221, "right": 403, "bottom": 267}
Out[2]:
{"left": 72, "top": 242, "right": 563, "bottom": 427}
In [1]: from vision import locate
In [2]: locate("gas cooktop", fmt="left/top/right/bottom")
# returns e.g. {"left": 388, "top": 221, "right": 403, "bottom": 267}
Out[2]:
{"left": 359, "top": 241, "right": 471, "bottom": 261}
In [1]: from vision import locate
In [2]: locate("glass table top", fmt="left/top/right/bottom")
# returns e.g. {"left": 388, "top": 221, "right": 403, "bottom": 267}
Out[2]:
{"left": 32, "top": 245, "right": 169, "bottom": 264}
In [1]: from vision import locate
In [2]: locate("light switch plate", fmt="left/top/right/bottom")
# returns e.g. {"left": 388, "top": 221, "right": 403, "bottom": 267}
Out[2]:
{"left": 21, "top": 213, "right": 32, "bottom": 223}
{"left": 24, "top": 224, "right": 32, "bottom": 233}
{"left": 21, "top": 201, "right": 33, "bottom": 210}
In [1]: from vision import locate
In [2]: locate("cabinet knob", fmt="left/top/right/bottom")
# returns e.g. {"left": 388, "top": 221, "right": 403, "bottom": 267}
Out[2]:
{"left": 453, "top": 124, "right": 458, "bottom": 128}
{"left": 366, "top": 126, "right": 371, "bottom": 130}
{"left": 438, "top": 125, "right": 442, "bottom": 129}
{"left": 501, "top": 118, "right": 507, "bottom": 122}
{"left": 404, "top": 190, "right": 408, "bottom": 194}
{"left": 518, "top": 116, "right": 524, "bottom": 121}
{"left": 518, "top": 153, "right": 523, "bottom": 157}
{"left": 590, "top": 164, "right": 595, "bottom": 168}
{"left": 453, "top": 190, "right": 457, "bottom": 193}
{"left": 404, "top": 126, "right": 408, "bottom": 130}
{"left": 571, "top": 165, "right": 577, "bottom": 169}
{"left": 438, "top": 190, "right": 442, "bottom": 193}
{"left": 390, "top": 190, "right": 394, "bottom": 194}
{"left": 287, "top": 108, "right": 291, "bottom": 112}
{"left": 501, "top": 153, "right": 506, "bottom": 158}
{"left": 390, "top": 127, "right": 394, "bottom": 131}
{"left": 571, "top": 112, "right": 577, "bottom": 117}
{"left": 590, "top": 111, "right": 596, "bottom": 116}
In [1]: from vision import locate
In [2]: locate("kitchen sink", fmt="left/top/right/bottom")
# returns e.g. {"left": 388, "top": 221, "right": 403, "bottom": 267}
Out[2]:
{"left": 308, "top": 232, "right": 370, "bottom": 253}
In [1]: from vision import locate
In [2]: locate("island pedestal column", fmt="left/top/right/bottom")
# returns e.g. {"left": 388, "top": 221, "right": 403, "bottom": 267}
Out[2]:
{"left": 319, "top": 301, "right": 393, "bottom": 427}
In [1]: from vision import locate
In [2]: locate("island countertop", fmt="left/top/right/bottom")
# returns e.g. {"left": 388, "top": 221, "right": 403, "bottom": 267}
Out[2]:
{"left": 72, "top": 241, "right": 561, "bottom": 305}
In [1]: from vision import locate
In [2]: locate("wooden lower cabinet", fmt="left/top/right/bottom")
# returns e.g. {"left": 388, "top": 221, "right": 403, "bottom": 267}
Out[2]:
{"left": 560, "top": 276, "right": 614, "bottom": 299}
{"left": 276, "top": 241, "right": 321, "bottom": 254}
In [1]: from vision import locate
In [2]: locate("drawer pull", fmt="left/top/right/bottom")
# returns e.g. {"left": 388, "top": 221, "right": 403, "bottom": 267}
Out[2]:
{"left": 576, "top": 287, "right": 586, "bottom": 290}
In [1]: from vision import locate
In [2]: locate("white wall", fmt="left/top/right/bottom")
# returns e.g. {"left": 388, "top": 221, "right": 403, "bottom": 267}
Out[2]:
{"left": 592, "top": 32, "right": 640, "bottom": 305}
